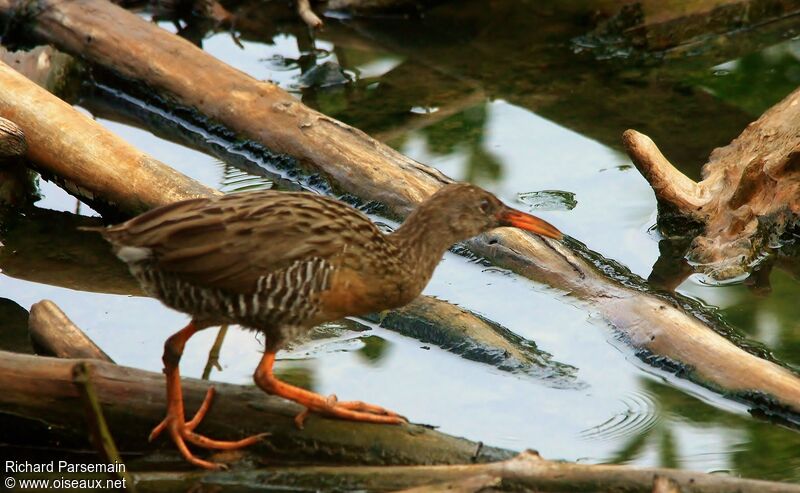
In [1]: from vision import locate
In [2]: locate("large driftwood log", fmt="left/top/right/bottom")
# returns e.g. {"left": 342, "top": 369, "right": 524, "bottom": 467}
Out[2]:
{"left": 2, "top": 0, "right": 800, "bottom": 420}
{"left": 623, "top": 86, "right": 800, "bottom": 279}
{"left": 0, "top": 350, "right": 511, "bottom": 465}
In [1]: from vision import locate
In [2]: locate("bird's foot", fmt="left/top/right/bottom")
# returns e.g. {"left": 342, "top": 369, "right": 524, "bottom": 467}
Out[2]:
{"left": 149, "top": 387, "right": 268, "bottom": 470}
{"left": 294, "top": 393, "right": 408, "bottom": 429}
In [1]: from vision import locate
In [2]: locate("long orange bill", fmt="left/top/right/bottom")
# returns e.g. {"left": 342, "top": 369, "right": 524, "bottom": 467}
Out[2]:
{"left": 498, "top": 208, "right": 562, "bottom": 239}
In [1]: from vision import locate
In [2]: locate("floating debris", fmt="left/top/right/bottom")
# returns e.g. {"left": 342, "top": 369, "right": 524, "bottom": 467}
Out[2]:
{"left": 517, "top": 190, "right": 577, "bottom": 211}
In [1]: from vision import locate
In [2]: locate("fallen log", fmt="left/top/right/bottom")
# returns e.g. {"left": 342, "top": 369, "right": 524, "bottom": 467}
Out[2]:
{"left": 128, "top": 450, "right": 800, "bottom": 493}
{"left": 0, "top": 206, "right": 577, "bottom": 384}
{"left": 0, "top": 60, "right": 217, "bottom": 218}
{"left": 3, "top": 0, "right": 800, "bottom": 420}
{"left": 28, "top": 300, "right": 114, "bottom": 362}
{"left": 0, "top": 350, "right": 512, "bottom": 465}
{"left": 623, "top": 85, "right": 800, "bottom": 280}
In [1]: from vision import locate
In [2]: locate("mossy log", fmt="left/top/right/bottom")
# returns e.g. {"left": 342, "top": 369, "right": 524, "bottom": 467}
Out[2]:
{"left": 623, "top": 86, "right": 800, "bottom": 279}
{"left": 0, "top": 349, "right": 511, "bottom": 466}
{"left": 2, "top": 0, "right": 800, "bottom": 421}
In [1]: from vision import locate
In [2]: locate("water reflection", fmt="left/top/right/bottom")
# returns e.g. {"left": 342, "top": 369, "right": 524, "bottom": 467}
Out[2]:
{"left": 605, "top": 379, "right": 800, "bottom": 481}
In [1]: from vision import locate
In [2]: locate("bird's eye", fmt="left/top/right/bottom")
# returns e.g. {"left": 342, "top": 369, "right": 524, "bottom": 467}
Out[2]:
{"left": 479, "top": 199, "right": 491, "bottom": 213}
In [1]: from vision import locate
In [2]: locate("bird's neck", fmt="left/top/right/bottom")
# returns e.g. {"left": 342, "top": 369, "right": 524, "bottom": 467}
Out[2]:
{"left": 388, "top": 202, "right": 460, "bottom": 285}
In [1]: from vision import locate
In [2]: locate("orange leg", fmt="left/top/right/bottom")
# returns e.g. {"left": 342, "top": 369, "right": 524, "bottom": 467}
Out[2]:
{"left": 151, "top": 321, "right": 267, "bottom": 470}
{"left": 253, "top": 351, "right": 407, "bottom": 429}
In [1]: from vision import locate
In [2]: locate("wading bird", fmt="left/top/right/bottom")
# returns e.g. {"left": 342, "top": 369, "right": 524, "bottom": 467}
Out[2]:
{"left": 91, "top": 183, "right": 562, "bottom": 469}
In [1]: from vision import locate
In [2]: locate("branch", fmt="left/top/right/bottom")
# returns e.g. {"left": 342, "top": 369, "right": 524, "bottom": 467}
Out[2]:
{"left": 297, "top": 0, "right": 323, "bottom": 29}
{"left": 622, "top": 129, "right": 707, "bottom": 221}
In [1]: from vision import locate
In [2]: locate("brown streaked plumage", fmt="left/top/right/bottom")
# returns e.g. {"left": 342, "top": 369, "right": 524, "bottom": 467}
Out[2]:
{"left": 91, "top": 182, "right": 562, "bottom": 469}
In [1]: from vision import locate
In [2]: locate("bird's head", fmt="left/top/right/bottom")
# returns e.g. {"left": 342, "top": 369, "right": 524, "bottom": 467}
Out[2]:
{"left": 421, "top": 183, "right": 562, "bottom": 241}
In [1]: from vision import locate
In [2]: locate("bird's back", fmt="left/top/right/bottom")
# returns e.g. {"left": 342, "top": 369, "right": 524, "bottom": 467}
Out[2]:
{"left": 98, "top": 191, "right": 398, "bottom": 337}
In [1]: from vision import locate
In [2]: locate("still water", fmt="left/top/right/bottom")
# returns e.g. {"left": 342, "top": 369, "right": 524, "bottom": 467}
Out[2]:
{"left": 1, "top": 0, "right": 799, "bottom": 481}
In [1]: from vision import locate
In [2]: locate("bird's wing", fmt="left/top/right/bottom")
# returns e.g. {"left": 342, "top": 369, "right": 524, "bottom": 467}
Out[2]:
{"left": 99, "top": 191, "right": 372, "bottom": 293}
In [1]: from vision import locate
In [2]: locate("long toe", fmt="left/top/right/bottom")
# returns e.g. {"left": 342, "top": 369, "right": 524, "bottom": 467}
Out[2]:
{"left": 335, "top": 400, "right": 406, "bottom": 419}
{"left": 168, "top": 423, "right": 227, "bottom": 470}
{"left": 150, "top": 387, "right": 218, "bottom": 442}
{"left": 182, "top": 429, "right": 269, "bottom": 450}
{"left": 324, "top": 405, "right": 407, "bottom": 424}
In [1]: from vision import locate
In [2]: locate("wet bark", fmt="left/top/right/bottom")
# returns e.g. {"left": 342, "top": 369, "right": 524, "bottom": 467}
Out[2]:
{"left": 623, "top": 86, "right": 800, "bottom": 279}
{"left": 0, "top": 349, "right": 511, "bottom": 465}
{"left": 1, "top": 0, "right": 800, "bottom": 421}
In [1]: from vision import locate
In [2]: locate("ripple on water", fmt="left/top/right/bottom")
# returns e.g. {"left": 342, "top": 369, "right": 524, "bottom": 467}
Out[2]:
{"left": 579, "top": 391, "right": 660, "bottom": 442}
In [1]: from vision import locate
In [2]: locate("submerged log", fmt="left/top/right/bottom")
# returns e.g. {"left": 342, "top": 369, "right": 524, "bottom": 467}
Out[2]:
{"left": 0, "top": 350, "right": 511, "bottom": 465}
{"left": 2, "top": 0, "right": 800, "bottom": 420}
{"left": 623, "top": 86, "right": 800, "bottom": 279}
